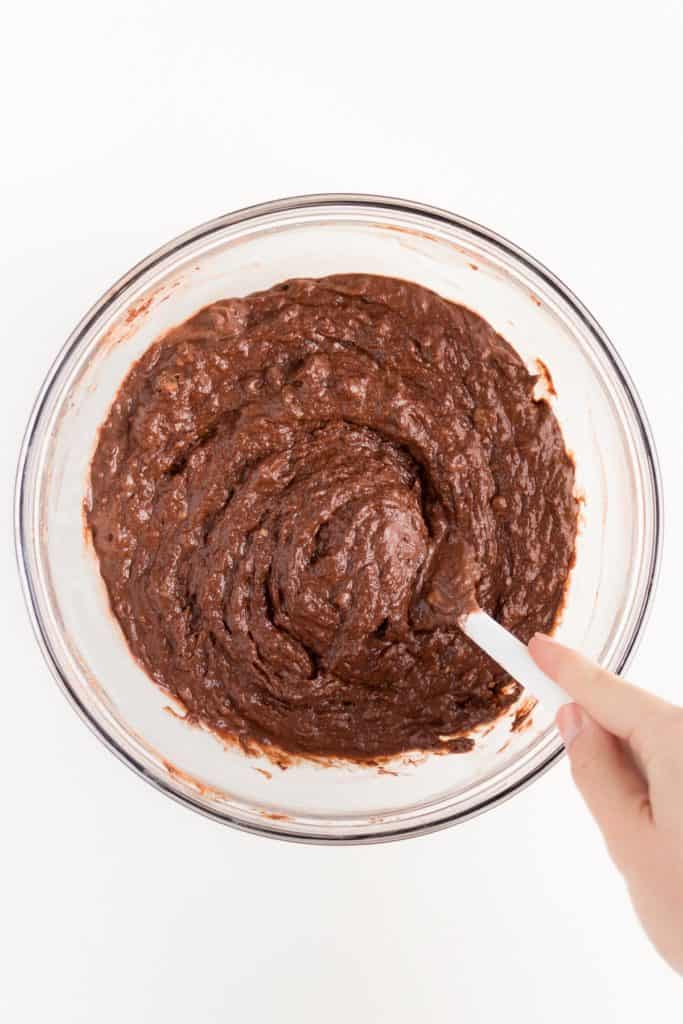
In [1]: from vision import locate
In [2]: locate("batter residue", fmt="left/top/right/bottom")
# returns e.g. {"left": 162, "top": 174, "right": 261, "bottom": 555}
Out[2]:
{"left": 88, "top": 275, "right": 577, "bottom": 759}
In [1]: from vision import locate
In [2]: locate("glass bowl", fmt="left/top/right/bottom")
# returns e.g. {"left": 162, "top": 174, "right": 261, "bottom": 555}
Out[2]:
{"left": 15, "top": 194, "right": 662, "bottom": 843}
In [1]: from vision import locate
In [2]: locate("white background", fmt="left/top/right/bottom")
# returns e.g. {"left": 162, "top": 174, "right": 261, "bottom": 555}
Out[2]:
{"left": 2, "top": 1, "right": 683, "bottom": 1020}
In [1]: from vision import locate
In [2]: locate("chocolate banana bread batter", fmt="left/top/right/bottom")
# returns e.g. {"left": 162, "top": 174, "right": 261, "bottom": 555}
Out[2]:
{"left": 88, "top": 275, "right": 577, "bottom": 760}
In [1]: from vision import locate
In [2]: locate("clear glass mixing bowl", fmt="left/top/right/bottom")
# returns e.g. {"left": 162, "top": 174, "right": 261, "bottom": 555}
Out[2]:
{"left": 15, "top": 194, "right": 662, "bottom": 843}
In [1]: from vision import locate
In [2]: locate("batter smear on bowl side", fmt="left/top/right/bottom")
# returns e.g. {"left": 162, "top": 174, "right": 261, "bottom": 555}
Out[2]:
{"left": 88, "top": 274, "right": 578, "bottom": 760}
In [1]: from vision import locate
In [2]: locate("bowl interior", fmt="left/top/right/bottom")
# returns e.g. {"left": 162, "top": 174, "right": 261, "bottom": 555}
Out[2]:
{"left": 20, "top": 201, "right": 658, "bottom": 840}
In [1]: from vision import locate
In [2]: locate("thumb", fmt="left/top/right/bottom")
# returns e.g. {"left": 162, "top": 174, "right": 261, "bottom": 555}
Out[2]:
{"left": 558, "top": 703, "right": 653, "bottom": 874}
{"left": 528, "top": 633, "right": 671, "bottom": 765}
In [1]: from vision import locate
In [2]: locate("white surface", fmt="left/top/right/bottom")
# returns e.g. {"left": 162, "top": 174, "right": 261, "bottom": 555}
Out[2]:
{"left": 2, "top": 0, "right": 682, "bottom": 1019}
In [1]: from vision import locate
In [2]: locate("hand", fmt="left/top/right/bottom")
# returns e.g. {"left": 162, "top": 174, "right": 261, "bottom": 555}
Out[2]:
{"left": 529, "top": 634, "right": 683, "bottom": 975}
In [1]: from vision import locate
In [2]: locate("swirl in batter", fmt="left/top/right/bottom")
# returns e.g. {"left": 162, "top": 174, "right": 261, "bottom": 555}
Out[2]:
{"left": 88, "top": 275, "right": 577, "bottom": 760}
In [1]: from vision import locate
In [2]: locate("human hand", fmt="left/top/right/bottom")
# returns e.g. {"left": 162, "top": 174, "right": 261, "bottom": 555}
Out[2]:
{"left": 529, "top": 634, "right": 683, "bottom": 975}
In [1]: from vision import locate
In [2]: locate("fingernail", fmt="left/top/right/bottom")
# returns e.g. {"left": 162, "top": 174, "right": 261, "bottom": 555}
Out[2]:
{"left": 557, "top": 703, "right": 583, "bottom": 749}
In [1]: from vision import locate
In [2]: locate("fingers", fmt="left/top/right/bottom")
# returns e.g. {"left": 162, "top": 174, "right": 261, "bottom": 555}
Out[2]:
{"left": 637, "top": 708, "right": 683, "bottom": 836}
{"left": 529, "top": 634, "right": 670, "bottom": 748}
{"left": 557, "top": 703, "right": 653, "bottom": 872}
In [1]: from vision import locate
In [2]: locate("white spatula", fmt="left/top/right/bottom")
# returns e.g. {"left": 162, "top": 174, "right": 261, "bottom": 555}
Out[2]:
{"left": 460, "top": 609, "right": 569, "bottom": 716}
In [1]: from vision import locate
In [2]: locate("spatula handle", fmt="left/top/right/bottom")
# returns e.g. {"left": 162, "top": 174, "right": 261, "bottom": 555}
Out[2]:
{"left": 461, "top": 610, "right": 569, "bottom": 717}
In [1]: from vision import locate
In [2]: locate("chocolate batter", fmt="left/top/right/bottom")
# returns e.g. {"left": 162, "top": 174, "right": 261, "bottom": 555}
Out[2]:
{"left": 88, "top": 275, "right": 577, "bottom": 760}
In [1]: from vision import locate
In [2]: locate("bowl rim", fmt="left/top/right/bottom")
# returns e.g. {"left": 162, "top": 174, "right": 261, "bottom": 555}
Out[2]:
{"left": 14, "top": 192, "right": 664, "bottom": 844}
